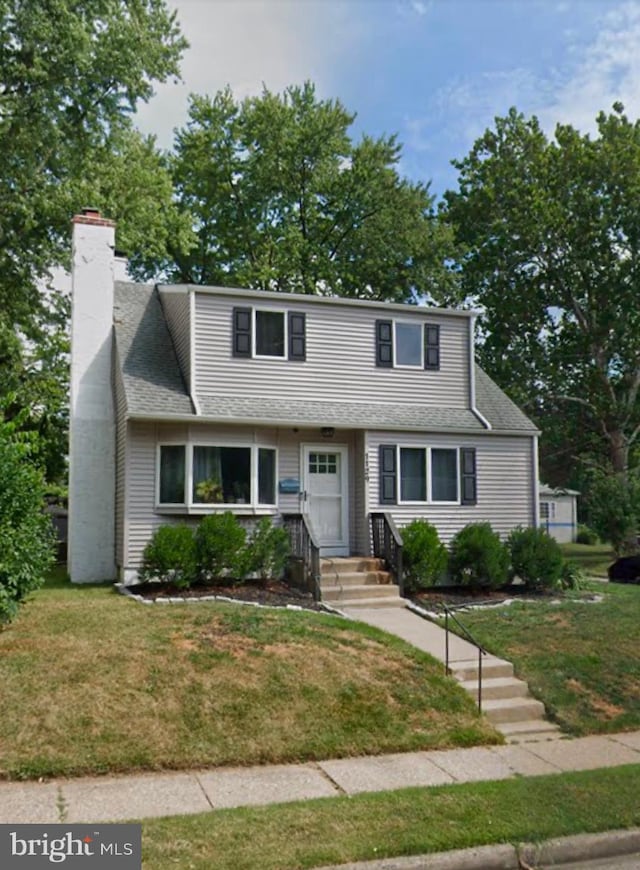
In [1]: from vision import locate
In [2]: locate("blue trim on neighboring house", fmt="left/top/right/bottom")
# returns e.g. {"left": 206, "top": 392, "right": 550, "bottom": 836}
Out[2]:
{"left": 539, "top": 522, "right": 576, "bottom": 529}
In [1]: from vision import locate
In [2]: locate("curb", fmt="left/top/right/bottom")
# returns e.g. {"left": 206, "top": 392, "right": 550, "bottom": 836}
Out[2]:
{"left": 316, "top": 827, "right": 640, "bottom": 870}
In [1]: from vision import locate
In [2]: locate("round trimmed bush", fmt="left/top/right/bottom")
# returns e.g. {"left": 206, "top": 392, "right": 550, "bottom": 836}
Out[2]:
{"left": 140, "top": 525, "right": 197, "bottom": 589}
{"left": 507, "top": 526, "right": 563, "bottom": 590}
{"left": 195, "top": 512, "right": 247, "bottom": 582}
{"left": 576, "top": 524, "right": 598, "bottom": 545}
{"left": 246, "top": 518, "right": 290, "bottom": 582}
{"left": 449, "top": 522, "right": 509, "bottom": 590}
{"left": 401, "top": 519, "right": 448, "bottom": 591}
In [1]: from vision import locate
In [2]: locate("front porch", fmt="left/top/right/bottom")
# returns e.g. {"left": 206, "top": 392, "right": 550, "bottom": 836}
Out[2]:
{"left": 283, "top": 511, "right": 404, "bottom": 607}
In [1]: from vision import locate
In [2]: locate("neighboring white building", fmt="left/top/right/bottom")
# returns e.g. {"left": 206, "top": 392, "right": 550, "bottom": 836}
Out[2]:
{"left": 539, "top": 484, "right": 579, "bottom": 544}
{"left": 68, "top": 209, "right": 540, "bottom": 588}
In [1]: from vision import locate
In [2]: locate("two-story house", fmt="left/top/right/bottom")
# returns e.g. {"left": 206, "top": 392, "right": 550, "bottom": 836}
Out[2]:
{"left": 68, "top": 210, "right": 539, "bottom": 589}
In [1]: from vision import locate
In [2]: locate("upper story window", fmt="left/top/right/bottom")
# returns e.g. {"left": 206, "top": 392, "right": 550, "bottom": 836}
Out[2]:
{"left": 157, "top": 443, "right": 277, "bottom": 509}
{"left": 255, "top": 310, "right": 285, "bottom": 357}
{"left": 233, "top": 306, "right": 306, "bottom": 361}
{"left": 395, "top": 322, "right": 423, "bottom": 367}
{"left": 375, "top": 319, "right": 440, "bottom": 371}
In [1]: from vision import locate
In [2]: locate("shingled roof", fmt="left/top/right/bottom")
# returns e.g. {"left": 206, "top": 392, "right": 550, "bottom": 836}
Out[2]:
{"left": 113, "top": 283, "right": 537, "bottom": 434}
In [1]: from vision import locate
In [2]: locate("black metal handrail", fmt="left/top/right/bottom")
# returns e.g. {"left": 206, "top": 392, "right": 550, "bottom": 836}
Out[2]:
{"left": 443, "top": 605, "right": 488, "bottom": 712}
{"left": 282, "top": 513, "right": 321, "bottom": 601}
{"left": 370, "top": 512, "right": 404, "bottom": 595}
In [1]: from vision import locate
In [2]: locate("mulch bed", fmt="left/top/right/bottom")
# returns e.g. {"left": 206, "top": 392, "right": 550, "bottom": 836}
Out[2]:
{"left": 408, "top": 585, "right": 560, "bottom": 612}
{"left": 132, "top": 579, "right": 326, "bottom": 611}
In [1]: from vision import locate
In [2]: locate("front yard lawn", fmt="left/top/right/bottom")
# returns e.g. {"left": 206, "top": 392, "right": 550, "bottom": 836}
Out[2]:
{"left": 0, "top": 575, "right": 497, "bottom": 781}
{"left": 140, "top": 765, "right": 640, "bottom": 870}
{"left": 452, "top": 581, "right": 640, "bottom": 735}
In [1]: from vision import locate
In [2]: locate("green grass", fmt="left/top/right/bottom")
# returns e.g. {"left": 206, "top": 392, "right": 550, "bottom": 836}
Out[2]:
{"left": 560, "top": 542, "right": 615, "bottom": 577}
{"left": 139, "top": 766, "right": 640, "bottom": 869}
{"left": 451, "top": 581, "right": 640, "bottom": 735}
{"left": 0, "top": 575, "right": 498, "bottom": 781}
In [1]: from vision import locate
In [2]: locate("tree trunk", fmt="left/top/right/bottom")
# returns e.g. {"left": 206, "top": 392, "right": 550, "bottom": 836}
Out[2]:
{"left": 607, "top": 429, "right": 637, "bottom": 553}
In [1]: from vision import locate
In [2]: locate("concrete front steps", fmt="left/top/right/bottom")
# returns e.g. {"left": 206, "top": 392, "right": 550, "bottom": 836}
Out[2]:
{"left": 319, "top": 557, "right": 404, "bottom": 609}
{"left": 449, "top": 657, "right": 562, "bottom": 743}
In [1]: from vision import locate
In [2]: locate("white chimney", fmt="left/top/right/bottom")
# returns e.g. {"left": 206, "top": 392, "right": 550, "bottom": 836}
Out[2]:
{"left": 68, "top": 209, "right": 116, "bottom": 582}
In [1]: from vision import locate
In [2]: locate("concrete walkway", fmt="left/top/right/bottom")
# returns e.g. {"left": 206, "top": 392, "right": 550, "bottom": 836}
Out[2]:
{"left": 342, "top": 604, "right": 480, "bottom": 662}
{"left": 342, "top": 603, "right": 559, "bottom": 741}
{"left": 1, "top": 731, "right": 639, "bottom": 824}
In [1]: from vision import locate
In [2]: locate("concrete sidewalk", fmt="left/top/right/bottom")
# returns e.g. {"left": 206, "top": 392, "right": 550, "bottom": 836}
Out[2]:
{"left": 1, "top": 730, "right": 639, "bottom": 824}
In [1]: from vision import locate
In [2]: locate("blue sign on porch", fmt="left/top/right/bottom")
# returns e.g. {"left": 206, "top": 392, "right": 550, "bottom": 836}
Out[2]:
{"left": 279, "top": 478, "right": 300, "bottom": 494}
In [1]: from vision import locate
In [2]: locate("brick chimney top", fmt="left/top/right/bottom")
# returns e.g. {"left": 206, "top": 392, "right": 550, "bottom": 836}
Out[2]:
{"left": 72, "top": 208, "right": 115, "bottom": 227}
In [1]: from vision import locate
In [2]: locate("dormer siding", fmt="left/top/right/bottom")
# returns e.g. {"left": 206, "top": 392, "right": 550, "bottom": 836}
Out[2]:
{"left": 192, "top": 291, "right": 471, "bottom": 408}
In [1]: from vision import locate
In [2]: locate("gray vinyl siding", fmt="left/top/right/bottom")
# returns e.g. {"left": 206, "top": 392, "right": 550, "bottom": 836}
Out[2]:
{"left": 123, "top": 423, "right": 361, "bottom": 570}
{"left": 194, "top": 293, "right": 469, "bottom": 408}
{"left": 366, "top": 431, "right": 534, "bottom": 543}
{"left": 160, "top": 290, "right": 191, "bottom": 388}
{"left": 114, "top": 350, "right": 128, "bottom": 571}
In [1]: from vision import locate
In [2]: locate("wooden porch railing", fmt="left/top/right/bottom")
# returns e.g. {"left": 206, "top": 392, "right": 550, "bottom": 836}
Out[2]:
{"left": 282, "top": 513, "right": 321, "bottom": 601}
{"left": 370, "top": 511, "right": 404, "bottom": 595}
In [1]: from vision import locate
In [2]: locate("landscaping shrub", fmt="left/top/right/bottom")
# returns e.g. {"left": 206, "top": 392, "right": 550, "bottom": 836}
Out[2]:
{"left": 401, "top": 519, "right": 448, "bottom": 590}
{"left": 0, "top": 423, "right": 55, "bottom": 624}
{"left": 576, "top": 524, "right": 598, "bottom": 545}
{"left": 559, "top": 560, "right": 585, "bottom": 590}
{"left": 449, "top": 522, "right": 508, "bottom": 590}
{"left": 195, "top": 512, "right": 247, "bottom": 582}
{"left": 507, "top": 526, "right": 563, "bottom": 590}
{"left": 139, "top": 525, "right": 197, "bottom": 589}
{"left": 246, "top": 518, "right": 291, "bottom": 582}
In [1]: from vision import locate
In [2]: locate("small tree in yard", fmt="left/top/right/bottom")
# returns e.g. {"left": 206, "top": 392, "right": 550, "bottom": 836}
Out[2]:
{"left": 0, "top": 417, "right": 55, "bottom": 625}
{"left": 401, "top": 519, "right": 448, "bottom": 591}
{"left": 507, "top": 526, "right": 563, "bottom": 590}
{"left": 583, "top": 467, "right": 640, "bottom": 555}
{"left": 449, "top": 522, "right": 509, "bottom": 590}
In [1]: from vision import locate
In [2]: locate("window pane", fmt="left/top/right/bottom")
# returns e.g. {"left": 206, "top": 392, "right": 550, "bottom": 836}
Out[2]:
{"left": 160, "top": 446, "right": 185, "bottom": 503}
{"left": 193, "top": 446, "right": 251, "bottom": 503}
{"left": 400, "top": 448, "right": 426, "bottom": 501}
{"left": 395, "top": 323, "right": 422, "bottom": 366}
{"left": 432, "top": 449, "right": 458, "bottom": 502}
{"left": 258, "top": 448, "right": 276, "bottom": 504}
{"left": 256, "top": 310, "right": 285, "bottom": 356}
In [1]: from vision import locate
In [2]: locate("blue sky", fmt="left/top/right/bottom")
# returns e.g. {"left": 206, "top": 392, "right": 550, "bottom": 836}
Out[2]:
{"left": 135, "top": 0, "right": 640, "bottom": 199}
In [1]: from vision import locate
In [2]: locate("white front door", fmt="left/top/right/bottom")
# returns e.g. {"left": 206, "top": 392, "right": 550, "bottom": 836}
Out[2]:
{"left": 302, "top": 445, "right": 349, "bottom": 556}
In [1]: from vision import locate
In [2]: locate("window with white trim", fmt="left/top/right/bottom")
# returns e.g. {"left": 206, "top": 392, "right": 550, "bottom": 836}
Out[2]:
{"left": 157, "top": 444, "right": 277, "bottom": 508}
{"left": 255, "top": 310, "right": 285, "bottom": 358}
{"left": 394, "top": 322, "right": 422, "bottom": 367}
{"left": 232, "top": 307, "right": 306, "bottom": 361}
{"left": 386, "top": 445, "right": 463, "bottom": 505}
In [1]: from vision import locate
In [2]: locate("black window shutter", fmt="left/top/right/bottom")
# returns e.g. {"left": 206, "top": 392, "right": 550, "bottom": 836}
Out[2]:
{"left": 460, "top": 447, "right": 477, "bottom": 505}
{"left": 424, "top": 324, "right": 440, "bottom": 370}
{"left": 379, "top": 444, "right": 397, "bottom": 505}
{"left": 288, "top": 312, "right": 306, "bottom": 361}
{"left": 375, "top": 320, "right": 393, "bottom": 367}
{"left": 232, "top": 307, "right": 252, "bottom": 358}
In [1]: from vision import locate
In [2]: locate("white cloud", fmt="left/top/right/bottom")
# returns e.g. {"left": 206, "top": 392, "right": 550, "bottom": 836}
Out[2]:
{"left": 402, "top": 0, "right": 640, "bottom": 190}
{"left": 538, "top": 1, "right": 640, "bottom": 134}
{"left": 135, "top": 0, "right": 361, "bottom": 148}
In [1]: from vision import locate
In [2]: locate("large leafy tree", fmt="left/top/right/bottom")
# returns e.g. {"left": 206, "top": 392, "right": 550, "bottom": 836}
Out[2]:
{"left": 0, "top": 0, "right": 187, "bottom": 479}
{"left": 443, "top": 104, "right": 640, "bottom": 484}
{"left": 154, "top": 82, "right": 456, "bottom": 302}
